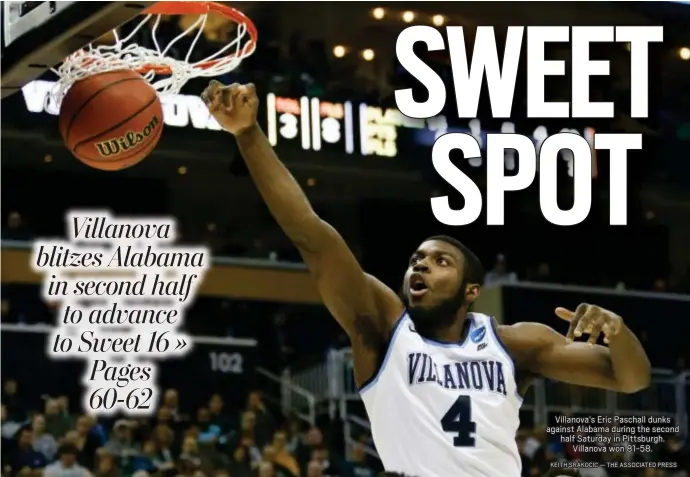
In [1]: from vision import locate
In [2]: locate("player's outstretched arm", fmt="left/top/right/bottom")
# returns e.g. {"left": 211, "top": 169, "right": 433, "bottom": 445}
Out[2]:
{"left": 201, "top": 81, "right": 403, "bottom": 371}
{"left": 500, "top": 304, "right": 651, "bottom": 393}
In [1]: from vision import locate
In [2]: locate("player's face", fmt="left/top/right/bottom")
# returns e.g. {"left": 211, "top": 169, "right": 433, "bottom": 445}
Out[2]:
{"left": 403, "top": 240, "right": 463, "bottom": 306}
{"left": 401, "top": 240, "right": 478, "bottom": 331}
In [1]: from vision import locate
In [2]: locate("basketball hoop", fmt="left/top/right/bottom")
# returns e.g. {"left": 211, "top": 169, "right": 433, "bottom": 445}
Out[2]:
{"left": 49, "top": 1, "right": 257, "bottom": 108}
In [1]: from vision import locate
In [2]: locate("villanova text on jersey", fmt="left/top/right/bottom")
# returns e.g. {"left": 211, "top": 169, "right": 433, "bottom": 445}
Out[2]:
{"left": 360, "top": 313, "right": 523, "bottom": 477}
{"left": 407, "top": 352, "right": 508, "bottom": 396}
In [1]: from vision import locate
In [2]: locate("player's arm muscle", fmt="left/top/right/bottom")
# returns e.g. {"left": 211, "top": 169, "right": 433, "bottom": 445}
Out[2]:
{"left": 501, "top": 322, "right": 650, "bottom": 393}
{"left": 235, "top": 126, "right": 403, "bottom": 340}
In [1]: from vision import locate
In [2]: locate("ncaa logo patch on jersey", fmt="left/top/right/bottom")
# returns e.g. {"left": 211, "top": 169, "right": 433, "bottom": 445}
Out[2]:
{"left": 470, "top": 325, "right": 486, "bottom": 344}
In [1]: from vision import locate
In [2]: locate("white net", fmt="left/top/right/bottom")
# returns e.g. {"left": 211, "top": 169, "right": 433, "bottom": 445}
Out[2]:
{"left": 49, "top": 5, "right": 255, "bottom": 109}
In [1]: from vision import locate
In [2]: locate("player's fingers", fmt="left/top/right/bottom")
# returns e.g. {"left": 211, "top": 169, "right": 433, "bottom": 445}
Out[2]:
{"left": 609, "top": 315, "right": 623, "bottom": 336}
{"left": 571, "top": 303, "right": 590, "bottom": 339}
{"left": 602, "top": 323, "right": 613, "bottom": 344}
{"left": 208, "top": 79, "right": 225, "bottom": 91}
{"left": 204, "top": 80, "right": 223, "bottom": 102}
{"left": 565, "top": 303, "right": 588, "bottom": 341}
{"left": 202, "top": 88, "right": 220, "bottom": 112}
{"left": 555, "top": 307, "right": 575, "bottom": 322}
{"left": 586, "top": 315, "right": 605, "bottom": 346}
{"left": 601, "top": 316, "right": 622, "bottom": 343}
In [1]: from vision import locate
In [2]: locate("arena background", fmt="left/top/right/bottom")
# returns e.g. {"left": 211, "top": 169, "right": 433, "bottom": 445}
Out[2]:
{"left": 1, "top": 2, "right": 690, "bottom": 477}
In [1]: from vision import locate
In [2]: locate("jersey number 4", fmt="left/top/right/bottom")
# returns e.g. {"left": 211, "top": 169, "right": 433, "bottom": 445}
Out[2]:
{"left": 441, "top": 395, "right": 477, "bottom": 447}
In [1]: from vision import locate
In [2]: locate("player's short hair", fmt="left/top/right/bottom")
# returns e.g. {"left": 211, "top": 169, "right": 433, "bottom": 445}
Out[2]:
{"left": 424, "top": 235, "right": 485, "bottom": 285}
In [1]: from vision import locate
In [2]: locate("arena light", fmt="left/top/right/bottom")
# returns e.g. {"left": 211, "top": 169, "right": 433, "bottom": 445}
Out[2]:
{"left": 679, "top": 47, "right": 690, "bottom": 60}
{"left": 362, "top": 49, "right": 375, "bottom": 61}
{"left": 432, "top": 15, "right": 445, "bottom": 27}
{"left": 372, "top": 7, "right": 385, "bottom": 20}
{"left": 402, "top": 11, "right": 415, "bottom": 23}
{"left": 333, "top": 45, "right": 346, "bottom": 58}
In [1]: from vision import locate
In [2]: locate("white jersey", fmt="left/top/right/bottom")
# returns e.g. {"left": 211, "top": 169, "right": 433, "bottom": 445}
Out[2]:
{"left": 360, "top": 312, "right": 523, "bottom": 477}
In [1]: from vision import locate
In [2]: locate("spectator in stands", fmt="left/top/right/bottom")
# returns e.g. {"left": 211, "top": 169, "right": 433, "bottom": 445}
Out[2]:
{"left": 178, "top": 435, "right": 203, "bottom": 476}
{"left": 151, "top": 425, "right": 176, "bottom": 475}
{"left": 132, "top": 439, "right": 158, "bottom": 473}
{"left": 296, "top": 427, "right": 324, "bottom": 468}
{"left": 531, "top": 261, "right": 554, "bottom": 283}
{"left": 228, "top": 444, "right": 253, "bottom": 477}
{"left": 484, "top": 254, "right": 518, "bottom": 286}
{"left": 196, "top": 407, "right": 222, "bottom": 445}
{"left": 283, "top": 417, "right": 302, "bottom": 455}
{"left": 4, "top": 211, "right": 31, "bottom": 241}
{"left": 104, "top": 420, "right": 139, "bottom": 473}
{"left": 154, "top": 407, "right": 175, "bottom": 434}
{"left": 44, "top": 444, "right": 88, "bottom": 477}
{"left": 271, "top": 430, "right": 299, "bottom": 476}
{"left": 239, "top": 430, "right": 262, "bottom": 468}
{"left": 160, "top": 389, "right": 183, "bottom": 422}
{"left": 340, "top": 441, "right": 374, "bottom": 477}
{"left": 75, "top": 415, "right": 104, "bottom": 469}
{"left": 261, "top": 443, "right": 291, "bottom": 477}
{"left": 309, "top": 447, "right": 337, "bottom": 477}
{"left": 208, "top": 394, "right": 231, "bottom": 433}
{"left": 44, "top": 398, "right": 72, "bottom": 440}
{"left": 306, "top": 459, "right": 324, "bottom": 477}
{"left": 2, "top": 379, "right": 23, "bottom": 422}
{"left": 2, "top": 403, "right": 22, "bottom": 441}
{"left": 11, "top": 427, "right": 47, "bottom": 474}
{"left": 1, "top": 300, "right": 16, "bottom": 324}
{"left": 94, "top": 451, "right": 119, "bottom": 477}
{"left": 258, "top": 461, "right": 275, "bottom": 477}
{"left": 246, "top": 391, "right": 274, "bottom": 448}
{"left": 32, "top": 414, "right": 57, "bottom": 462}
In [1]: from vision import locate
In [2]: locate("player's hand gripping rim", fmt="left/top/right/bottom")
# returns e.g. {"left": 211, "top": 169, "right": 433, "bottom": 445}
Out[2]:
{"left": 555, "top": 303, "right": 623, "bottom": 346}
{"left": 200, "top": 81, "right": 258, "bottom": 136}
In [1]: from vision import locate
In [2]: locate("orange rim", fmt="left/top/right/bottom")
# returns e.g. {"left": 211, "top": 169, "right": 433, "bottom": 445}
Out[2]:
{"left": 133, "top": 1, "right": 258, "bottom": 75}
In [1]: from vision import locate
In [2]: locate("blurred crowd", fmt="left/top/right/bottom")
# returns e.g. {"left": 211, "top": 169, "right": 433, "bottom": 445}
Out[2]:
{"left": 2, "top": 378, "right": 688, "bottom": 477}
{"left": 1, "top": 380, "right": 379, "bottom": 477}
{"left": 515, "top": 425, "right": 688, "bottom": 477}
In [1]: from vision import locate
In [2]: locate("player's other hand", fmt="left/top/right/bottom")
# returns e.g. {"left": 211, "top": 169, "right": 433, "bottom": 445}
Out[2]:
{"left": 201, "top": 81, "right": 258, "bottom": 135}
{"left": 555, "top": 304, "right": 623, "bottom": 345}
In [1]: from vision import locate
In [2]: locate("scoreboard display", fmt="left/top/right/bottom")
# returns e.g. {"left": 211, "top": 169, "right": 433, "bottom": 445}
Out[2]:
{"left": 20, "top": 79, "right": 596, "bottom": 175}
{"left": 266, "top": 93, "right": 355, "bottom": 154}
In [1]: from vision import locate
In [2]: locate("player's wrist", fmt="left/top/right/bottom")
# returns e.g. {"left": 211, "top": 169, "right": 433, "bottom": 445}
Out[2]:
{"left": 233, "top": 122, "right": 260, "bottom": 138}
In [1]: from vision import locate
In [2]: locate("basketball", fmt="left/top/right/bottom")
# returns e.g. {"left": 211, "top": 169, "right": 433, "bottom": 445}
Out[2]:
{"left": 58, "top": 70, "right": 164, "bottom": 171}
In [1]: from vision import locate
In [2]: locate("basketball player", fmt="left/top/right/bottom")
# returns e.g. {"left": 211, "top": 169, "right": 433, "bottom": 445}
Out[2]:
{"left": 201, "top": 82, "right": 651, "bottom": 477}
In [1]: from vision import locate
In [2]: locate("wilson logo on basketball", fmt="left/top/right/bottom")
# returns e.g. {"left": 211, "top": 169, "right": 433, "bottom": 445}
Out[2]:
{"left": 95, "top": 115, "right": 160, "bottom": 158}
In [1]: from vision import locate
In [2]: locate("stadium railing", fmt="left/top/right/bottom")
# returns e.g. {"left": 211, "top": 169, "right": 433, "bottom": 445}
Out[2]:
{"left": 255, "top": 367, "right": 317, "bottom": 427}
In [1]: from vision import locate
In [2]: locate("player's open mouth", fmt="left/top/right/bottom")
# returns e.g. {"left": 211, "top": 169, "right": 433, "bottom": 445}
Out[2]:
{"left": 409, "top": 275, "right": 429, "bottom": 297}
